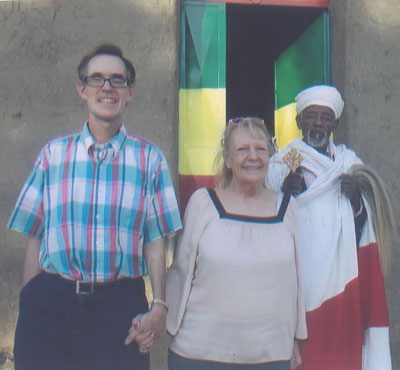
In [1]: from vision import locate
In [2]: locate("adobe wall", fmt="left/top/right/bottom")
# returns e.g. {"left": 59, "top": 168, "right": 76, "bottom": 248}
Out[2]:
{"left": 0, "top": 1, "right": 179, "bottom": 368}
{"left": 331, "top": 0, "right": 400, "bottom": 366}
{"left": 1, "top": 0, "right": 399, "bottom": 368}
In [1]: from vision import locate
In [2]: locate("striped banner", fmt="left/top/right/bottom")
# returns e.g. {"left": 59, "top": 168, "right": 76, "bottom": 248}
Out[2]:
{"left": 274, "top": 12, "right": 331, "bottom": 149}
{"left": 179, "top": 1, "right": 226, "bottom": 214}
{"left": 178, "top": 1, "right": 330, "bottom": 214}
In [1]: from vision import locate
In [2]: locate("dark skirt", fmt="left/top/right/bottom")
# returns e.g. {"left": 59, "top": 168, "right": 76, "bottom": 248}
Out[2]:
{"left": 168, "top": 350, "right": 291, "bottom": 370}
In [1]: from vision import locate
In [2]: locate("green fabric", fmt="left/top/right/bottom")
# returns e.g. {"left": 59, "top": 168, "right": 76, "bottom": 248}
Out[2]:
{"left": 180, "top": 1, "right": 226, "bottom": 89}
{"left": 275, "top": 12, "right": 331, "bottom": 110}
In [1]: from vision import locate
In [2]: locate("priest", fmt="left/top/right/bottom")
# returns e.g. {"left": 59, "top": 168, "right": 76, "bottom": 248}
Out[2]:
{"left": 267, "top": 85, "right": 393, "bottom": 370}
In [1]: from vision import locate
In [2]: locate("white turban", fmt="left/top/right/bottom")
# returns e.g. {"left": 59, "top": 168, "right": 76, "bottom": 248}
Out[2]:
{"left": 295, "top": 85, "right": 344, "bottom": 119}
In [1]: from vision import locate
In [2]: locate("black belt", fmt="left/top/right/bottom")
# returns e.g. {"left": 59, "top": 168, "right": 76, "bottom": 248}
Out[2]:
{"left": 43, "top": 271, "right": 135, "bottom": 295}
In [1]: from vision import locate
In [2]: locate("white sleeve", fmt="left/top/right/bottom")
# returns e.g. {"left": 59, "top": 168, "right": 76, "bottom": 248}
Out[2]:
{"left": 166, "top": 188, "right": 211, "bottom": 335}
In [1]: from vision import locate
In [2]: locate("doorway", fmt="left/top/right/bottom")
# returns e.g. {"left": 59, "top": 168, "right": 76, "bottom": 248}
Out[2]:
{"left": 226, "top": 4, "right": 325, "bottom": 135}
{"left": 178, "top": 0, "right": 330, "bottom": 212}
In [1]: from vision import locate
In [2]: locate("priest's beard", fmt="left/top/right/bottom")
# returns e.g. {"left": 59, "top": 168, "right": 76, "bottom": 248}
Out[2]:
{"left": 305, "top": 127, "right": 329, "bottom": 150}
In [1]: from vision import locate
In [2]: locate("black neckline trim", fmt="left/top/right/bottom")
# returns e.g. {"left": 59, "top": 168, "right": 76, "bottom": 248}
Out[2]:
{"left": 207, "top": 188, "right": 291, "bottom": 224}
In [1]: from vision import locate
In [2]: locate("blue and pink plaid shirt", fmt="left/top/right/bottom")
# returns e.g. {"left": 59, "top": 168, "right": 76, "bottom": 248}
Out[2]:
{"left": 8, "top": 123, "right": 182, "bottom": 282}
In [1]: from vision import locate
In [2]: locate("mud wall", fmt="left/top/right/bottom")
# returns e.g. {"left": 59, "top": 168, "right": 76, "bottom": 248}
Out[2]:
{"left": 331, "top": 0, "right": 400, "bottom": 366}
{"left": 1, "top": 0, "right": 400, "bottom": 369}
{"left": 0, "top": 1, "right": 179, "bottom": 368}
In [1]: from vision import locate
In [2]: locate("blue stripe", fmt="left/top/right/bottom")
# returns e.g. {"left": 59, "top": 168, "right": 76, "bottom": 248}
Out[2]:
{"left": 116, "top": 149, "right": 126, "bottom": 276}
{"left": 70, "top": 135, "right": 79, "bottom": 269}
{"left": 7, "top": 124, "right": 181, "bottom": 281}
{"left": 8, "top": 157, "right": 43, "bottom": 230}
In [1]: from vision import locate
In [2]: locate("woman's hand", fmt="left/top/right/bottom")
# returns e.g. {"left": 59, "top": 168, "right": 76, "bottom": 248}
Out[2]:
{"left": 124, "top": 304, "right": 167, "bottom": 353}
{"left": 290, "top": 340, "right": 302, "bottom": 370}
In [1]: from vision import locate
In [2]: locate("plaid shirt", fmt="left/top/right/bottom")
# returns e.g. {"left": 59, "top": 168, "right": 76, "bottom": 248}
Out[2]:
{"left": 8, "top": 123, "right": 182, "bottom": 282}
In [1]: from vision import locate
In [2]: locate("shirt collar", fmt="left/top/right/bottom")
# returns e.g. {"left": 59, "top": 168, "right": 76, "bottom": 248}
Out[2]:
{"left": 82, "top": 122, "right": 127, "bottom": 156}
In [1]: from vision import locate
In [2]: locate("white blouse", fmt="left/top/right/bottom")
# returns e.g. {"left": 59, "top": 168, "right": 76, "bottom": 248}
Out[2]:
{"left": 166, "top": 188, "right": 307, "bottom": 364}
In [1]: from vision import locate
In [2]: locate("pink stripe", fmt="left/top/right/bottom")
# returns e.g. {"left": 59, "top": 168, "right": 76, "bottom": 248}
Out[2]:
{"left": 109, "top": 157, "right": 119, "bottom": 277}
{"left": 131, "top": 144, "right": 146, "bottom": 276}
{"left": 30, "top": 215, "right": 43, "bottom": 237}
{"left": 156, "top": 189, "right": 168, "bottom": 232}
{"left": 42, "top": 149, "right": 49, "bottom": 172}
{"left": 61, "top": 138, "right": 73, "bottom": 272}
{"left": 85, "top": 150, "right": 96, "bottom": 274}
{"left": 30, "top": 202, "right": 44, "bottom": 237}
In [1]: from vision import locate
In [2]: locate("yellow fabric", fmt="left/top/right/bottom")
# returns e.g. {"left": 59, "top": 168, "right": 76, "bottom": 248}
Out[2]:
{"left": 274, "top": 102, "right": 302, "bottom": 150}
{"left": 179, "top": 88, "right": 226, "bottom": 176}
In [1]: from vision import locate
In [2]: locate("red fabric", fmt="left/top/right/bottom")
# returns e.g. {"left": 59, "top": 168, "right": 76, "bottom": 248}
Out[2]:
{"left": 298, "top": 243, "right": 389, "bottom": 370}
{"left": 178, "top": 175, "right": 215, "bottom": 217}
{"left": 358, "top": 242, "right": 390, "bottom": 328}
{"left": 298, "top": 278, "right": 363, "bottom": 370}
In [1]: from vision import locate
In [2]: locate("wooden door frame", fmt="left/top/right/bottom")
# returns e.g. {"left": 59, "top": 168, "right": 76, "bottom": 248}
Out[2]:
{"left": 186, "top": 0, "right": 329, "bottom": 8}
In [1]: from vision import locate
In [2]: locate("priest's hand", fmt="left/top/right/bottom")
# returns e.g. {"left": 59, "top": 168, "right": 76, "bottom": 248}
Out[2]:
{"left": 282, "top": 167, "right": 304, "bottom": 196}
{"left": 339, "top": 173, "right": 361, "bottom": 211}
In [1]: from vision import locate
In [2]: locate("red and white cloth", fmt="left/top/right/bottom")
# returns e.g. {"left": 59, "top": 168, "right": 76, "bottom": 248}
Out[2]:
{"left": 267, "top": 138, "right": 391, "bottom": 370}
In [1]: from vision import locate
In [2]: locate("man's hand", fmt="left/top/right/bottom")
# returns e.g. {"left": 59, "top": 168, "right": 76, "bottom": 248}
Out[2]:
{"left": 282, "top": 167, "right": 304, "bottom": 196}
{"left": 136, "top": 304, "right": 167, "bottom": 341}
{"left": 125, "top": 237, "right": 167, "bottom": 353}
{"left": 339, "top": 174, "right": 361, "bottom": 211}
{"left": 124, "top": 317, "right": 155, "bottom": 353}
{"left": 124, "top": 304, "right": 167, "bottom": 353}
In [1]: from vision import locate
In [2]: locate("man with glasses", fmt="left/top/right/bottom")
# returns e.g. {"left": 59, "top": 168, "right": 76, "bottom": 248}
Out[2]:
{"left": 8, "top": 43, "right": 182, "bottom": 370}
{"left": 267, "top": 85, "right": 392, "bottom": 370}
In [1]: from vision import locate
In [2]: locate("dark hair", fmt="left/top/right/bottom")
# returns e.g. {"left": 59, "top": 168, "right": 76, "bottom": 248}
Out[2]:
{"left": 77, "top": 43, "right": 136, "bottom": 84}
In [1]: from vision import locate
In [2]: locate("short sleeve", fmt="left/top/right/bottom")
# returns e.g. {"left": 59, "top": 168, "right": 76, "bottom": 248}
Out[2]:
{"left": 144, "top": 150, "right": 182, "bottom": 243}
{"left": 7, "top": 151, "right": 46, "bottom": 239}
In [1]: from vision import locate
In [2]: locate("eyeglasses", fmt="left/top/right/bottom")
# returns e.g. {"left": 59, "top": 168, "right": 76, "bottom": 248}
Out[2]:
{"left": 225, "top": 117, "right": 278, "bottom": 152}
{"left": 228, "top": 117, "right": 265, "bottom": 128}
{"left": 83, "top": 75, "right": 130, "bottom": 88}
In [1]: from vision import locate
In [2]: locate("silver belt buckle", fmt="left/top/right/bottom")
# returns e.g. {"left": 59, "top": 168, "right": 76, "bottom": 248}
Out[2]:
{"left": 76, "top": 280, "right": 94, "bottom": 295}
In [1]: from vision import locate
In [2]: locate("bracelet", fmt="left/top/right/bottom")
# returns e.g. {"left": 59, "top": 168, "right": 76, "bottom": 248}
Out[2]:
{"left": 152, "top": 298, "right": 169, "bottom": 312}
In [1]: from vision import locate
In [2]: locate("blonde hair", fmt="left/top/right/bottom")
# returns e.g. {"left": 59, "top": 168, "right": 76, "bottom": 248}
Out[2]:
{"left": 350, "top": 164, "right": 398, "bottom": 277}
{"left": 214, "top": 117, "right": 274, "bottom": 189}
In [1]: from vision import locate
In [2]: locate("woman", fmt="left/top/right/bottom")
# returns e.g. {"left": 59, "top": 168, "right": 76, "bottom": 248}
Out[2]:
{"left": 166, "top": 117, "right": 306, "bottom": 370}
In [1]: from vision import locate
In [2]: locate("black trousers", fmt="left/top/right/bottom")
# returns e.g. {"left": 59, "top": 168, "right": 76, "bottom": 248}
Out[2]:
{"left": 14, "top": 271, "right": 150, "bottom": 370}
